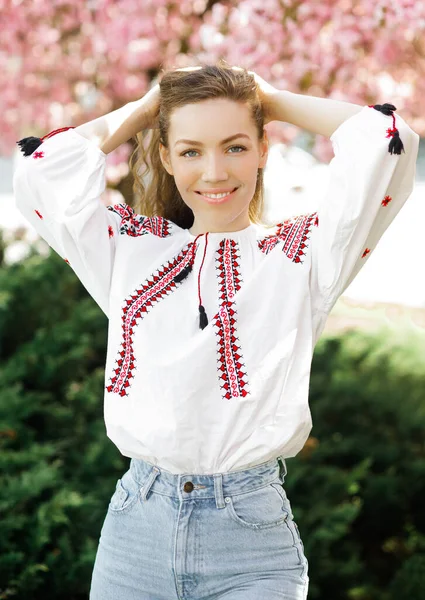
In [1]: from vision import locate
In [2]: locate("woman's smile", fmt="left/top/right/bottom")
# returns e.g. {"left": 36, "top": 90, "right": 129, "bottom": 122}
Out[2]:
{"left": 195, "top": 187, "right": 239, "bottom": 204}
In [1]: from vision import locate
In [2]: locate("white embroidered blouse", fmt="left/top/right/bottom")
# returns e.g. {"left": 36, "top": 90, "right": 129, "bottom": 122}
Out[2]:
{"left": 12, "top": 105, "right": 419, "bottom": 474}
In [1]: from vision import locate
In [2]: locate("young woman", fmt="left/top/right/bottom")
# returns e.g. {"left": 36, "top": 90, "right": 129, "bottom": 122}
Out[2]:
{"left": 13, "top": 62, "right": 419, "bottom": 599}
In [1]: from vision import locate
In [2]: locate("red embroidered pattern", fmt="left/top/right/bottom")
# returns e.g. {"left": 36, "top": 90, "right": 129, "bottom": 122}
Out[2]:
{"left": 35, "top": 210, "right": 43, "bottom": 219}
{"left": 108, "top": 225, "right": 114, "bottom": 238}
{"left": 106, "top": 245, "right": 194, "bottom": 396}
{"left": 360, "top": 194, "right": 393, "bottom": 258}
{"left": 33, "top": 151, "right": 44, "bottom": 160}
{"left": 106, "top": 203, "right": 171, "bottom": 237}
{"left": 258, "top": 212, "right": 316, "bottom": 263}
{"left": 213, "top": 239, "right": 249, "bottom": 400}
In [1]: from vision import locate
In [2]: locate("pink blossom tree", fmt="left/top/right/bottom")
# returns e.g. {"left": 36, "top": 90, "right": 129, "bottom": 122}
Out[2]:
{"left": 3, "top": 0, "right": 424, "bottom": 200}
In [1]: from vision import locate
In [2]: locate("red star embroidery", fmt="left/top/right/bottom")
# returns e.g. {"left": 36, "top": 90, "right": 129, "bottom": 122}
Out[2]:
{"left": 362, "top": 248, "right": 371, "bottom": 258}
{"left": 108, "top": 225, "right": 114, "bottom": 238}
{"left": 381, "top": 195, "right": 392, "bottom": 207}
{"left": 34, "top": 210, "right": 43, "bottom": 219}
{"left": 314, "top": 215, "right": 319, "bottom": 226}
{"left": 33, "top": 151, "right": 44, "bottom": 159}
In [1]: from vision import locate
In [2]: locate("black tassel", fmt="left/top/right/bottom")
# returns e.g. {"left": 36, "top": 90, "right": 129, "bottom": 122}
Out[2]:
{"left": 373, "top": 103, "right": 397, "bottom": 116}
{"left": 199, "top": 304, "right": 208, "bottom": 330}
{"left": 173, "top": 263, "right": 192, "bottom": 283}
{"left": 372, "top": 103, "right": 404, "bottom": 155}
{"left": 16, "top": 127, "right": 76, "bottom": 157}
{"left": 387, "top": 129, "right": 404, "bottom": 155}
{"left": 16, "top": 136, "right": 43, "bottom": 156}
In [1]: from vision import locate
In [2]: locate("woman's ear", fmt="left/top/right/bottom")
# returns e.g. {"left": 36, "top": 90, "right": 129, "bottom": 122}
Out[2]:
{"left": 159, "top": 142, "right": 173, "bottom": 175}
{"left": 259, "top": 131, "right": 269, "bottom": 169}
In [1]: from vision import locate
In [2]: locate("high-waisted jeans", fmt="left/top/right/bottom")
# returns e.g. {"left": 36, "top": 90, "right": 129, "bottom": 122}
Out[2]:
{"left": 89, "top": 454, "right": 309, "bottom": 599}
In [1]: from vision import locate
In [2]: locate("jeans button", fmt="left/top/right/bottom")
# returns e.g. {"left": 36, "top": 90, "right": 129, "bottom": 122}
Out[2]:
{"left": 184, "top": 481, "right": 194, "bottom": 493}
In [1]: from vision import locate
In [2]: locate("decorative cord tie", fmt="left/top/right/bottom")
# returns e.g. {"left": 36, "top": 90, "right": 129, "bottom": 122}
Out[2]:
{"left": 197, "top": 232, "right": 209, "bottom": 330}
{"left": 370, "top": 103, "right": 404, "bottom": 155}
{"left": 198, "top": 305, "right": 208, "bottom": 330}
{"left": 172, "top": 233, "right": 209, "bottom": 330}
{"left": 16, "top": 127, "right": 75, "bottom": 156}
{"left": 173, "top": 263, "right": 209, "bottom": 330}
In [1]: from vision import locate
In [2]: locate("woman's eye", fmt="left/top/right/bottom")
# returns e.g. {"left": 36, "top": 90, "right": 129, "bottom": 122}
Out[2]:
{"left": 180, "top": 145, "right": 246, "bottom": 158}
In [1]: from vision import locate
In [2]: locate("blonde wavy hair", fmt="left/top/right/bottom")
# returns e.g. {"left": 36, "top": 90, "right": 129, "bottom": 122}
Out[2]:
{"left": 129, "top": 59, "right": 269, "bottom": 230}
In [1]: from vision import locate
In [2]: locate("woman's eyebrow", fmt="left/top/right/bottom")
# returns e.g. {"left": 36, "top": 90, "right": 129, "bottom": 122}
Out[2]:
{"left": 174, "top": 133, "right": 250, "bottom": 147}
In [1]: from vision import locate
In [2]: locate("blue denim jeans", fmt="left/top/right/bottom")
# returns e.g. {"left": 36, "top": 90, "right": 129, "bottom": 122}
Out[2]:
{"left": 89, "top": 454, "right": 309, "bottom": 599}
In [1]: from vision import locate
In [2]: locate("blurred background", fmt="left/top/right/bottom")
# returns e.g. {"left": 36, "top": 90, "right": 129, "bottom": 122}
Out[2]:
{"left": 1, "top": 2, "right": 424, "bottom": 599}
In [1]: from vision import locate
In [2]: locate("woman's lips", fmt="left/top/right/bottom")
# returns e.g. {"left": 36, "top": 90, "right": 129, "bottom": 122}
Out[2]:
{"left": 195, "top": 187, "right": 238, "bottom": 204}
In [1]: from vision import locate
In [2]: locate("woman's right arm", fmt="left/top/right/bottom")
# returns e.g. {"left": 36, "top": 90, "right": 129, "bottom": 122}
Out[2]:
{"left": 13, "top": 129, "right": 124, "bottom": 317}
{"left": 75, "top": 83, "right": 160, "bottom": 155}
{"left": 13, "top": 85, "right": 161, "bottom": 316}
{"left": 100, "top": 84, "right": 160, "bottom": 154}
{"left": 86, "top": 67, "right": 202, "bottom": 153}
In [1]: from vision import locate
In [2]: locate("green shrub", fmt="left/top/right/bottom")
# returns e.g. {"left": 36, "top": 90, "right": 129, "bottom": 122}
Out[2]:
{"left": 1, "top": 234, "right": 424, "bottom": 599}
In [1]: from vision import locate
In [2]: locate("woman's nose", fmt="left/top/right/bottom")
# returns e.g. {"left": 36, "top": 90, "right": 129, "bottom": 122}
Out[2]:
{"left": 201, "top": 156, "right": 229, "bottom": 182}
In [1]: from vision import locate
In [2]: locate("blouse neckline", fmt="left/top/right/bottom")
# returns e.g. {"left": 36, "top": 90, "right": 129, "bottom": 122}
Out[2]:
{"left": 184, "top": 223, "right": 258, "bottom": 242}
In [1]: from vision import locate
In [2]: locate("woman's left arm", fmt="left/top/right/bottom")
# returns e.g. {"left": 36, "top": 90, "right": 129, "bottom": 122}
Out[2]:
{"left": 306, "top": 106, "right": 418, "bottom": 321}
{"left": 248, "top": 72, "right": 419, "bottom": 330}
{"left": 247, "top": 70, "right": 362, "bottom": 136}
{"left": 250, "top": 73, "right": 419, "bottom": 326}
{"left": 270, "top": 90, "right": 363, "bottom": 137}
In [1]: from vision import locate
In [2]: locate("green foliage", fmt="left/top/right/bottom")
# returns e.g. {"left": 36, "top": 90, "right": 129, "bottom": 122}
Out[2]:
{"left": 1, "top": 237, "right": 424, "bottom": 599}
{"left": 286, "top": 326, "right": 425, "bottom": 600}
{"left": 0, "top": 242, "right": 129, "bottom": 600}
{"left": 388, "top": 555, "right": 425, "bottom": 598}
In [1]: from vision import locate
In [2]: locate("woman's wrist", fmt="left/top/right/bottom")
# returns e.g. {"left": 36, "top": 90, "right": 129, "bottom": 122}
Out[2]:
{"left": 270, "top": 90, "right": 363, "bottom": 138}
{"left": 99, "top": 85, "right": 160, "bottom": 155}
{"left": 74, "top": 102, "right": 136, "bottom": 149}
{"left": 99, "top": 101, "right": 155, "bottom": 155}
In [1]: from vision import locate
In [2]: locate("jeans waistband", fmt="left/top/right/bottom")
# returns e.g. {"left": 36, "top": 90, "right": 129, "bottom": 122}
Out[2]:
{"left": 129, "top": 455, "right": 287, "bottom": 509}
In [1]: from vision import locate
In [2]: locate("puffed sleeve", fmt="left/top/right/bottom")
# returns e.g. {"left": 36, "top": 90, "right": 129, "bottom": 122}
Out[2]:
{"left": 309, "top": 104, "right": 420, "bottom": 318}
{"left": 12, "top": 127, "right": 127, "bottom": 317}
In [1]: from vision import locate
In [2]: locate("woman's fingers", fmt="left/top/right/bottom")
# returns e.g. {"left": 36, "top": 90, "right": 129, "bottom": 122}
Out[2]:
{"left": 143, "top": 83, "right": 160, "bottom": 128}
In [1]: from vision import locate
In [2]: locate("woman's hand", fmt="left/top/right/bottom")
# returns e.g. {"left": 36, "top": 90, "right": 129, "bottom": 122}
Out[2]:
{"left": 144, "top": 67, "right": 203, "bottom": 128}
{"left": 231, "top": 66, "right": 279, "bottom": 125}
{"left": 141, "top": 83, "right": 160, "bottom": 129}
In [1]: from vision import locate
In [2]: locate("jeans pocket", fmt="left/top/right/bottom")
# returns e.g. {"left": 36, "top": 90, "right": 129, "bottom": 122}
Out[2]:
{"left": 108, "top": 469, "right": 140, "bottom": 514}
{"left": 225, "top": 479, "right": 290, "bottom": 530}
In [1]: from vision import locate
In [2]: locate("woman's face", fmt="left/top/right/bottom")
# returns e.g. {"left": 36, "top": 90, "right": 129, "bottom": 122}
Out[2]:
{"left": 159, "top": 98, "right": 268, "bottom": 235}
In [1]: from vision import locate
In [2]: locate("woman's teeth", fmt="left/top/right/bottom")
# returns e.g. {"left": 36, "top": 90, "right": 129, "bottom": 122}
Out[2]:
{"left": 197, "top": 188, "right": 236, "bottom": 199}
{"left": 204, "top": 192, "right": 230, "bottom": 198}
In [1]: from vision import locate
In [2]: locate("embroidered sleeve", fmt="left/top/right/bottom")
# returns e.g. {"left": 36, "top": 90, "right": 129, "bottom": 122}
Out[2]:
{"left": 12, "top": 128, "right": 129, "bottom": 317}
{"left": 309, "top": 104, "right": 419, "bottom": 317}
